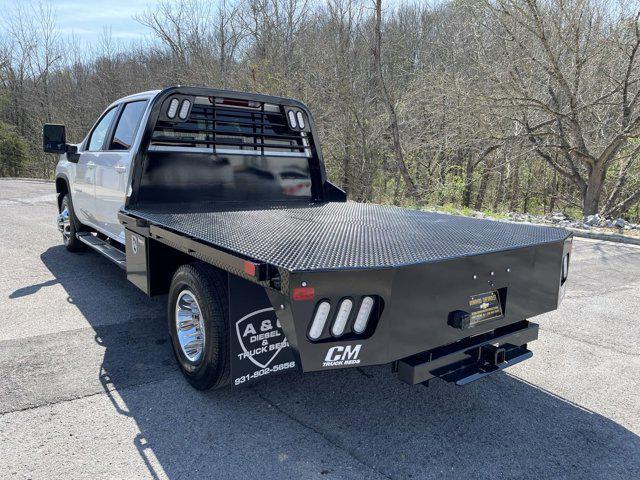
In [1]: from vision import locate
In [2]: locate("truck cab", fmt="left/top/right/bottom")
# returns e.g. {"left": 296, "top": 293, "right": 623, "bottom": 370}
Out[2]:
{"left": 51, "top": 90, "right": 158, "bottom": 243}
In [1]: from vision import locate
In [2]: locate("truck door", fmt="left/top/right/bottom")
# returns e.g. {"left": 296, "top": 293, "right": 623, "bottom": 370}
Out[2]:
{"left": 73, "top": 106, "right": 119, "bottom": 226}
{"left": 94, "top": 100, "right": 148, "bottom": 242}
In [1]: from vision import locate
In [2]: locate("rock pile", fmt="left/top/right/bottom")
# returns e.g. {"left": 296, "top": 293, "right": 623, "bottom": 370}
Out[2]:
{"left": 524, "top": 212, "right": 639, "bottom": 231}
{"left": 426, "top": 207, "right": 639, "bottom": 233}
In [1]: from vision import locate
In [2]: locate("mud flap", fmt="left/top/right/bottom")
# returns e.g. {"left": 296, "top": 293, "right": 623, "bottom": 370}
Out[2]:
{"left": 228, "top": 274, "right": 298, "bottom": 386}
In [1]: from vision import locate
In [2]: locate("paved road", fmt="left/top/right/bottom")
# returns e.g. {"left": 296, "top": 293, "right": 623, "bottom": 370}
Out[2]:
{"left": 0, "top": 178, "right": 639, "bottom": 480}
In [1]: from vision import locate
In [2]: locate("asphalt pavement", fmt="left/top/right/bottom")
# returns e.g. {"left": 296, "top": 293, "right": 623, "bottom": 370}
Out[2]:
{"left": 0, "top": 178, "right": 639, "bottom": 479}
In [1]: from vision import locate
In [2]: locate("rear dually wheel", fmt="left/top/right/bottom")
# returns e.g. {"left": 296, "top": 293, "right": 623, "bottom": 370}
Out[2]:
{"left": 168, "top": 263, "right": 231, "bottom": 390}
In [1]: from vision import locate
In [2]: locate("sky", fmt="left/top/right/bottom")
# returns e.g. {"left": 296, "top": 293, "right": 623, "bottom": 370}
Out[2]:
{"left": 0, "top": 0, "right": 155, "bottom": 46}
{"left": 0, "top": 0, "right": 413, "bottom": 54}
{"left": 52, "top": 0, "right": 153, "bottom": 40}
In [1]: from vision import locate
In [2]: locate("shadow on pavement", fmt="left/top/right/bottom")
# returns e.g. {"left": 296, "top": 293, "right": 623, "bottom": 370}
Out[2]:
{"left": 38, "top": 244, "right": 640, "bottom": 479}
{"left": 9, "top": 279, "right": 59, "bottom": 299}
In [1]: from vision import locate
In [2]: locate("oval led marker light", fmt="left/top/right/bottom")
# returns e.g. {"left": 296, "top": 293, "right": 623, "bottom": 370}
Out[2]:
{"left": 353, "top": 296, "right": 374, "bottom": 334}
{"left": 287, "top": 110, "right": 298, "bottom": 129}
{"left": 178, "top": 99, "right": 191, "bottom": 120}
{"left": 167, "top": 98, "right": 179, "bottom": 118}
{"left": 331, "top": 299, "right": 353, "bottom": 337}
{"left": 309, "top": 301, "right": 331, "bottom": 340}
{"left": 562, "top": 253, "right": 570, "bottom": 282}
{"left": 296, "top": 111, "right": 305, "bottom": 129}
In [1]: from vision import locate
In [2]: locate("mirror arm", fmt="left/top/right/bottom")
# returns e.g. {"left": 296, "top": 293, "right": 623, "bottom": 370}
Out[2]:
{"left": 65, "top": 144, "right": 80, "bottom": 163}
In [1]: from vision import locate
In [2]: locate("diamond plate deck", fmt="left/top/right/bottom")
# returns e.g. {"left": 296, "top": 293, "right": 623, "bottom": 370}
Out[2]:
{"left": 125, "top": 202, "right": 570, "bottom": 272}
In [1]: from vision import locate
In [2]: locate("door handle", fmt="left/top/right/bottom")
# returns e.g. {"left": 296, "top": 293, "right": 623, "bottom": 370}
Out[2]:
{"left": 115, "top": 164, "right": 127, "bottom": 173}
{"left": 86, "top": 161, "right": 96, "bottom": 169}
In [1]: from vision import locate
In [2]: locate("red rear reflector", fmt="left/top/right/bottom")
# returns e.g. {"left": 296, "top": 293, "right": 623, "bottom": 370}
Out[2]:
{"left": 244, "top": 261, "right": 256, "bottom": 276}
{"left": 293, "top": 286, "right": 315, "bottom": 301}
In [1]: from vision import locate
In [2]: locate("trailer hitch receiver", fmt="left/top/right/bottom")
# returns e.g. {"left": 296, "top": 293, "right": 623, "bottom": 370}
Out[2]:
{"left": 480, "top": 344, "right": 506, "bottom": 370}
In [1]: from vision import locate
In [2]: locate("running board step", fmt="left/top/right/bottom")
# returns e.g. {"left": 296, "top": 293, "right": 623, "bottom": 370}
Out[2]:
{"left": 77, "top": 233, "right": 126, "bottom": 269}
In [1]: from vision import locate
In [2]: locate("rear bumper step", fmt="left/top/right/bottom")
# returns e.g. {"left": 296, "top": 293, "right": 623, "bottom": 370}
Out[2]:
{"left": 397, "top": 321, "right": 538, "bottom": 386}
{"left": 439, "top": 345, "right": 532, "bottom": 386}
{"left": 77, "top": 232, "right": 126, "bottom": 269}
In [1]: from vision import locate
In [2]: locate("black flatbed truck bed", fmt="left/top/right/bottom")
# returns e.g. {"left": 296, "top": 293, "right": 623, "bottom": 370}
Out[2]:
{"left": 120, "top": 201, "right": 570, "bottom": 388}
{"left": 123, "top": 201, "right": 569, "bottom": 272}
{"left": 78, "top": 86, "right": 573, "bottom": 390}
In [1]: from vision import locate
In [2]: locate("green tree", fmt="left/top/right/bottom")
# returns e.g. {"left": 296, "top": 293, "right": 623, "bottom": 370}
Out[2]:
{"left": 0, "top": 122, "right": 29, "bottom": 177}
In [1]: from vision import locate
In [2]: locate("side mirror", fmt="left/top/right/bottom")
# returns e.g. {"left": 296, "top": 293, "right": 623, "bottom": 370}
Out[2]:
{"left": 43, "top": 124, "right": 67, "bottom": 154}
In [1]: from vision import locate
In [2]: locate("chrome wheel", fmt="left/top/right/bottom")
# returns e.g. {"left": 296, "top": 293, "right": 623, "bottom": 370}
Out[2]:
{"left": 175, "top": 290, "right": 206, "bottom": 362}
{"left": 57, "top": 207, "right": 71, "bottom": 245}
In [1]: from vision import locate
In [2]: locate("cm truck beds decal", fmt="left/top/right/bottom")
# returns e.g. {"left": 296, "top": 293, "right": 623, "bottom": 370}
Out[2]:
{"left": 322, "top": 345, "right": 362, "bottom": 367}
{"left": 228, "top": 274, "right": 297, "bottom": 386}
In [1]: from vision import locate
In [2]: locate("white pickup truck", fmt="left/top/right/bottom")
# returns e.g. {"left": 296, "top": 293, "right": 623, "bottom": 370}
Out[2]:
{"left": 44, "top": 86, "right": 571, "bottom": 391}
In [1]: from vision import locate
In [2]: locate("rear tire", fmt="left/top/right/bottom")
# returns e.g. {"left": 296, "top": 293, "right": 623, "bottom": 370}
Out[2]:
{"left": 59, "top": 194, "right": 85, "bottom": 252}
{"left": 168, "top": 263, "right": 231, "bottom": 390}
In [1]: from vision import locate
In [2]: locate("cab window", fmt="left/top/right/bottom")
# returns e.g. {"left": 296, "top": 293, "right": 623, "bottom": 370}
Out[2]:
{"left": 109, "top": 100, "right": 148, "bottom": 151}
{"left": 87, "top": 107, "right": 118, "bottom": 151}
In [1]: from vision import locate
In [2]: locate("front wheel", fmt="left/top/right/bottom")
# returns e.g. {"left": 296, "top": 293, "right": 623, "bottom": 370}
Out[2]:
{"left": 168, "top": 263, "right": 231, "bottom": 390}
{"left": 58, "top": 194, "right": 85, "bottom": 252}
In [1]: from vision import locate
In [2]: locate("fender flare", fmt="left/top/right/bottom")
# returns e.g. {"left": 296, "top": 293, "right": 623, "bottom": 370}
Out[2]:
{"left": 55, "top": 173, "right": 71, "bottom": 211}
{"left": 54, "top": 174, "right": 84, "bottom": 231}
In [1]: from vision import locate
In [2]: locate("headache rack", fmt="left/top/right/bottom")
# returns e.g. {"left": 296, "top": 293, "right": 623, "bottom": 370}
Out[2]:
{"left": 127, "top": 86, "right": 341, "bottom": 208}
{"left": 150, "top": 97, "right": 311, "bottom": 156}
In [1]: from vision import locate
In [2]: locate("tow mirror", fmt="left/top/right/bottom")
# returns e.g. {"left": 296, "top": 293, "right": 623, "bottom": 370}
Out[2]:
{"left": 43, "top": 124, "right": 67, "bottom": 154}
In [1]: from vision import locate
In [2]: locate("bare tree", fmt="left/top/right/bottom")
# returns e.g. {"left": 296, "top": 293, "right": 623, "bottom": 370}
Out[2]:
{"left": 480, "top": 0, "right": 640, "bottom": 216}
{"left": 0, "top": 0, "right": 639, "bottom": 222}
{"left": 372, "top": 0, "right": 417, "bottom": 199}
